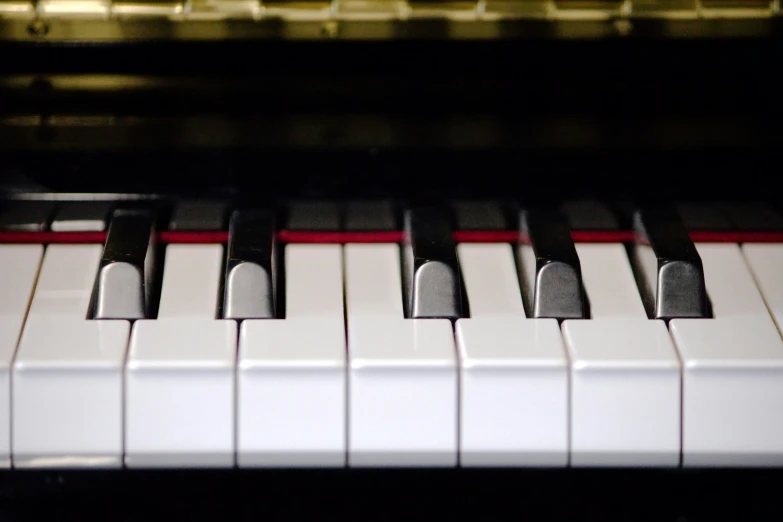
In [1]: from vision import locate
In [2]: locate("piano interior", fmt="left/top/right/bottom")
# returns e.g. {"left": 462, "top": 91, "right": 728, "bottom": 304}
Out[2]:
{"left": 1, "top": 3, "right": 783, "bottom": 520}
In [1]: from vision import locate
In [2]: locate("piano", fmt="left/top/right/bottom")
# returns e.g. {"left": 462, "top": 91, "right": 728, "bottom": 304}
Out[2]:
{"left": 1, "top": 0, "right": 783, "bottom": 518}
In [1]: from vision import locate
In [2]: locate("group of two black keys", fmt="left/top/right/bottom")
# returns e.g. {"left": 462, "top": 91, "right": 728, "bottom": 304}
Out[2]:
{"left": 91, "top": 202, "right": 709, "bottom": 325}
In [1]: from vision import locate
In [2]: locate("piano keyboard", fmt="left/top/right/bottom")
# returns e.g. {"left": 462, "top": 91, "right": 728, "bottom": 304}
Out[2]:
{"left": 2, "top": 197, "right": 783, "bottom": 469}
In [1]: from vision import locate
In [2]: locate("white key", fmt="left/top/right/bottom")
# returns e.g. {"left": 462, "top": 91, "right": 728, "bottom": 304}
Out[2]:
{"left": 156, "top": 245, "right": 223, "bottom": 319}
{"left": 0, "top": 245, "right": 43, "bottom": 468}
{"left": 238, "top": 319, "right": 344, "bottom": 467}
{"left": 456, "top": 317, "right": 567, "bottom": 466}
{"left": 13, "top": 318, "right": 129, "bottom": 468}
{"left": 694, "top": 243, "right": 769, "bottom": 318}
{"left": 348, "top": 317, "right": 456, "bottom": 466}
{"left": 343, "top": 243, "right": 457, "bottom": 466}
{"left": 576, "top": 244, "right": 646, "bottom": 319}
{"left": 562, "top": 319, "right": 680, "bottom": 466}
{"left": 238, "top": 245, "right": 345, "bottom": 467}
{"left": 457, "top": 244, "right": 525, "bottom": 318}
{"left": 28, "top": 244, "right": 102, "bottom": 319}
{"left": 563, "top": 245, "right": 680, "bottom": 466}
{"left": 12, "top": 244, "right": 130, "bottom": 469}
{"left": 742, "top": 244, "right": 783, "bottom": 333}
{"left": 670, "top": 243, "right": 783, "bottom": 466}
{"left": 125, "top": 319, "right": 236, "bottom": 467}
{"left": 285, "top": 245, "right": 344, "bottom": 319}
{"left": 126, "top": 243, "right": 232, "bottom": 467}
{"left": 345, "top": 244, "right": 403, "bottom": 318}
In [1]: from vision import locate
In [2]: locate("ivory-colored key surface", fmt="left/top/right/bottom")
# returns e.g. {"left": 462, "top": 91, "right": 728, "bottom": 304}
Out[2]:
{"left": 13, "top": 244, "right": 130, "bottom": 468}
{"left": 155, "top": 244, "right": 223, "bottom": 318}
{"left": 456, "top": 317, "right": 567, "bottom": 466}
{"left": 564, "top": 244, "right": 681, "bottom": 467}
{"left": 670, "top": 243, "right": 783, "bottom": 466}
{"left": 345, "top": 243, "right": 458, "bottom": 467}
{"left": 0, "top": 245, "right": 43, "bottom": 468}
{"left": 457, "top": 243, "right": 525, "bottom": 318}
{"left": 27, "top": 244, "right": 102, "bottom": 319}
{"left": 126, "top": 243, "right": 233, "bottom": 467}
{"left": 456, "top": 242, "right": 569, "bottom": 466}
{"left": 741, "top": 244, "right": 783, "bottom": 333}
{"left": 238, "top": 244, "right": 346, "bottom": 467}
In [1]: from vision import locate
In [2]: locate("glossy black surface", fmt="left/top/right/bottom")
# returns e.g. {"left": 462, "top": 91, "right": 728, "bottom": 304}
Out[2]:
{"left": 51, "top": 201, "right": 112, "bottom": 230}
{"left": 561, "top": 200, "right": 621, "bottom": 231}
{"left": 2, "top": 468, "right": 783, "bottom": 521}
{"left": 344, "top": 200, "right": 397, "bottom": 231}
{"left": 286, "top": 201, "right": 341, "bottom": 231}
{"left": 92, "top": 209, "right": 156, "bottom": 320}
{"left": 723, "top": 203, "right": 783, "bottom": 231}
{"left": 403, "top": 206, "right": 463, "bottom": 320}
{"left": 452, "top": 201, "right": 509, "bottom": 230}
{"left": 169, "top": 200, "right": 228, "bottom": 231}
{"left": 0, "top": 201, "right": 55, "bottom": 231}
{"left": 676, "top": 203, "right": 734, "bottom": 231}
{"left": 223, "top": 209, "right": 277, "bottom": 320}
{"left": 632, "top": 206, "right": 709, "bottom": 320}
{"left": 519, "top": 207, "right": 587, "bottom": 320}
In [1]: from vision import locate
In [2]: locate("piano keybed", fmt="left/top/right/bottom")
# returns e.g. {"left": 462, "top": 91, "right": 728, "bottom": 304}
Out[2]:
{"left": 1, "top": 196, "right": 783, "bottom": 470}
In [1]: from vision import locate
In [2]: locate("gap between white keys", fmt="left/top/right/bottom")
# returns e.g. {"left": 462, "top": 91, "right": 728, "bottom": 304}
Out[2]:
{"left": 741, "top": 243, "right": 783, "bottom": 333}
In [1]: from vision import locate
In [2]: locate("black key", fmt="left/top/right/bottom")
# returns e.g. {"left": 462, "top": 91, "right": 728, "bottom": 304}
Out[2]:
{"left": 452, "top": 201, "right": 508, "bottom": 230}
{"left": 631, "top": 206, "right": 710, "bottom": 320}
{"left": 287, "top": 201, "right": 341, "bottom": 231}
{"left": 345, "top": 200, "right": 397, "bottom": 231}
{"left": 169, "top": 199, "right": 228, "bottom": 231}
{"left": 0, "top": 201, "right": 55, "bottom": 231}
{"left": 402, "top": 206, "right": 463, "bottom": 320}
{"left": 222, "top": 209, "right": 277, "bottom": 320}
{"left": 51, "top": 202, "right": 113, "bottom": 231}
{"left": 92, "top": 209, "right": 156, "bottom": 319}
{"left": 676, "top": 202, "right": 732, "bottom": 231}
{"left": 517, "top": 207, "right": 587, "bottom": 320}
{"left": 561, "top": 200, "right": 620, "bottom": 230}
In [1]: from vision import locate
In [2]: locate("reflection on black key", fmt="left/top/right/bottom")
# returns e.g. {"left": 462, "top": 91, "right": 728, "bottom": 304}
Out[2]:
{"left": 402, "top": 207, "right": 463, "bottom": 320}
{"left": 517, "top": 208, "right": 587, "bottom": 320}
{"left": 169, "top": 200, "right": 228, "bottom": 231}
{"left": 51, "top": 202, "right": 113, "bottom": 231}
{"left": 287, "top": 201, "right": 341, "bottom": 231}
{"left": 93, "top": 209, "right": 156, "bottom": 319}
{"left": 561, "top": 200, "right": 619, "bottom": 230}
{"left": 723, "top": 202, "right": 783, "bottom": 231}
{"left": 345, "top": 200, "right": 396, "bottom": 231}
{"left": 631, "top": 206, "right": 709, "bottom": 320}
{"left": 0, "top": 201, "right": 55, "bottom": 231}
{"left": 452, "top": 201, "right": 508, "bottom": 230}
{"left": 222, "top": 210, "right": 277, "bottom": 320}
{"left": 676, "top": 202, "right": 732, "bottom": 231}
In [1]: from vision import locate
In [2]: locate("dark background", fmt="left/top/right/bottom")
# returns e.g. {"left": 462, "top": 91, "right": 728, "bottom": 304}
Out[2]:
{"left": 1, "top": 38, "right": 781, "bottom": 203}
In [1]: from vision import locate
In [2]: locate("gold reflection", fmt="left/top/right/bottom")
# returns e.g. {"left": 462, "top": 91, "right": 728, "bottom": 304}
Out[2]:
{"left": 554, "top": 0, "right": 624, "bottom": 11}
